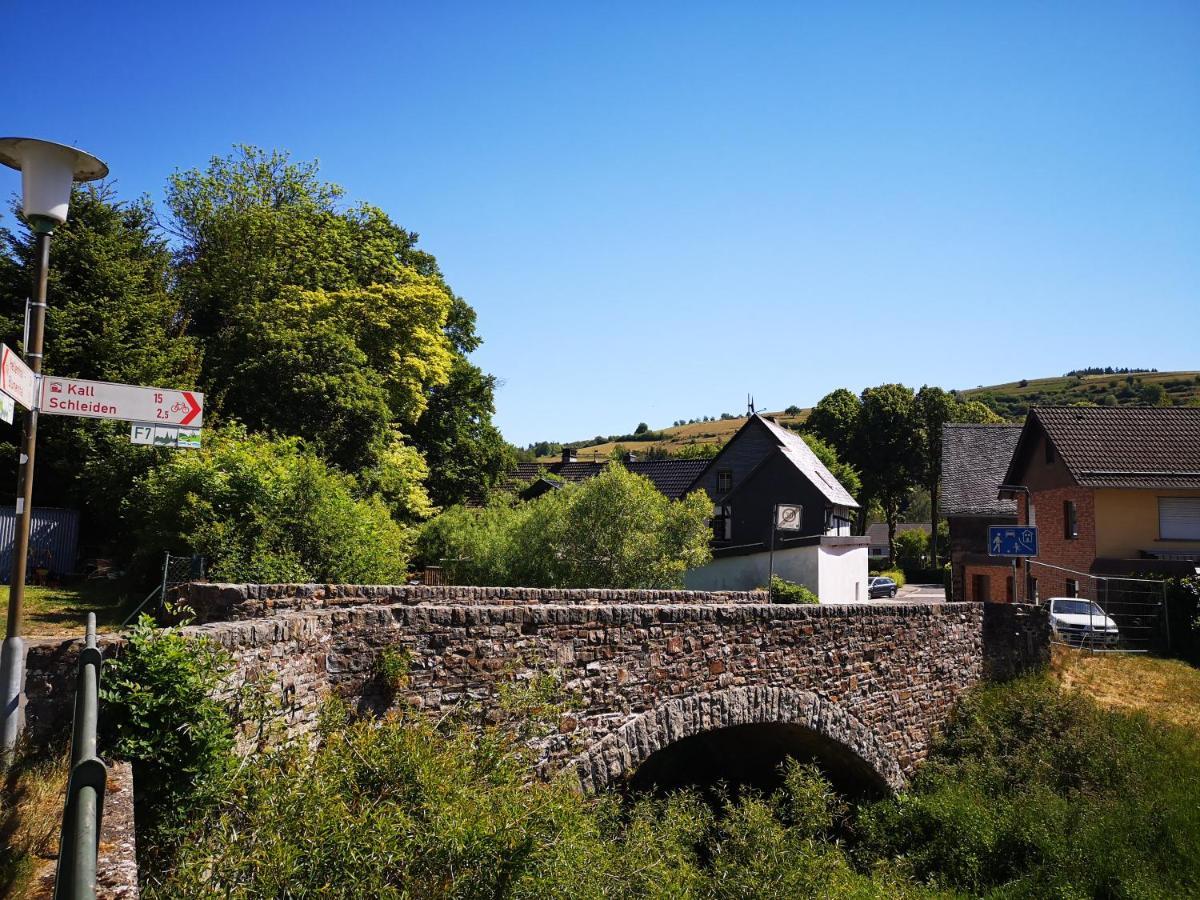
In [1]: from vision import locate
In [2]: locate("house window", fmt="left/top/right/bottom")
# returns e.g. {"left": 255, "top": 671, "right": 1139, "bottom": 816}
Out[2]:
{"left": 1065, "top": 578, "right": 1078, "bottom": 598}
{"left": 716, "top": 470, "right": 733, "bottom": 493}
{"left": 712, "top": 505, "right": 732, "bottom": 541}
{"left": 1159, "top": 497, "right": 1200, "bottom": 540}
{"left": 1028, "top": 576, "right": 1039, "bottom": 603}
{"left": 1063, "top": 500, "right": 1078, "bottom": 539}
{"left": 1006, "top": 576, "right": 1014, "bottom": 603}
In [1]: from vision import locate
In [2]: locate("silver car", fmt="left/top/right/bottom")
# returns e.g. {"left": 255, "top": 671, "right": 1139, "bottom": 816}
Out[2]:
{"left": 1048, "top": 597, "right": 1120, "bottom": 648}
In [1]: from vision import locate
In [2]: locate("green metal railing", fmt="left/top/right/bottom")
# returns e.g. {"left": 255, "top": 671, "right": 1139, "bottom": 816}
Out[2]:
{"left": 53, "top": 613, "right": 107, "bottom": 900}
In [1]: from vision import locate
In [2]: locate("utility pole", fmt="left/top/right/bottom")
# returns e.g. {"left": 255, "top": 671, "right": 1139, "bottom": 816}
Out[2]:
{"left": 0, "top": 138, "right": 107, "bottom": 759}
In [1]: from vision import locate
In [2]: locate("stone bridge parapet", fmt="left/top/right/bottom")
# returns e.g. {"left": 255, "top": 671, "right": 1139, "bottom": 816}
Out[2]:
{"left": 172, "top": 583, "right": 768, "bottom": 623}
{"left": 24, "top": 591, "right": 1050, "bottom": 792}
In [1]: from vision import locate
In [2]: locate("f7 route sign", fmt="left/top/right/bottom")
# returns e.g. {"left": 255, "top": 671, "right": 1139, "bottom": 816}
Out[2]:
{"left": 988, "top": 525, "right": 1038, "bottom": 557}
{"left": 0, "top": 345, "right": 37, "bottom": 410}
{"left": 40, "top": 377, "right": 203, "bottom": 426}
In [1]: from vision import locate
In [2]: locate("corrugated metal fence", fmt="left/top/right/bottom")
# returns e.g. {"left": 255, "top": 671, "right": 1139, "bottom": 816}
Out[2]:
{"left": 0, "top": 507, "right": 80, "bottom": 582}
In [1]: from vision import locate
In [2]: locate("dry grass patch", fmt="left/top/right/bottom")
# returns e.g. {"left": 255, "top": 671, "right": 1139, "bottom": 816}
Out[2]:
{"left": 1051, "top": 647, "right": 1200, "bottom": 732}
{"left": 0, "top": 747, "right": 68, "bottom": 899}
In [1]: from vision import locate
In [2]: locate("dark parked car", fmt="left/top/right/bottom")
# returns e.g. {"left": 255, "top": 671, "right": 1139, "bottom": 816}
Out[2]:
{"left": 868, "top": 576, "right": 898, "bottom": 599}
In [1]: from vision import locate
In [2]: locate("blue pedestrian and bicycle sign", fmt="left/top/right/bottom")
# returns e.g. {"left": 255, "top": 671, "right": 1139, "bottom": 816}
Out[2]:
{"left": 988, "top": 526, "right": 1038, "bottom": 557}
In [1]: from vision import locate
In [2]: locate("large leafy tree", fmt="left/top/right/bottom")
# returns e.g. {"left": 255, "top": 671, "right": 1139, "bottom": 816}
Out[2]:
{"left": 167, "top": 146, "right": 510, "bottom": 504}
{"left": 856, "top": 384, "right": 923, "bottom": 560}
{"left": 805, "top": 388, "right": 861, "bottom": 458}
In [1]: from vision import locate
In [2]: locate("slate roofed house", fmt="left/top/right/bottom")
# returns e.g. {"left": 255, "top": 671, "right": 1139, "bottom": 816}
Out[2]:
{"left": 939, "top": 423, "right": 1022, "bottom": 602}
{"left": 866, "top": 522, "right": 932, "bottom": 564}
{"left": 681, "top": 415, "right": 866, "bottom": 600}
{"left": 999, "top": 406, "right": 1200, "bottom": 602}
{"left": 493, "top": 415, "right": 867, "bottom": 600}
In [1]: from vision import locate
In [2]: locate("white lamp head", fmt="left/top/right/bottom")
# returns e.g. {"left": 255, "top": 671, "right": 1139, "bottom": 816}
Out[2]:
{"left": 0, "top": 138, "right": 108, "bottom": 232}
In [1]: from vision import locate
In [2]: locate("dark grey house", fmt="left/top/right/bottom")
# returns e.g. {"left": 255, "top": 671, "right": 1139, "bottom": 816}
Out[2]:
{"left": 682, "top": 415, "right": 865, "bottom": 597}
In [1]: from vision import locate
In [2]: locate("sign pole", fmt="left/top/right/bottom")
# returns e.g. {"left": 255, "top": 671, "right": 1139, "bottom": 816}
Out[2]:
{"left": 1, "top": 226, "right": 50, "bottom": 757}
{"left": 767, "top": 503, "right": 778, "bottom": 598}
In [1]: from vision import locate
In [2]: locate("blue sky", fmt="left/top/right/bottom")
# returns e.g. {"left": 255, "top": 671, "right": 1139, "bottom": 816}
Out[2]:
{"left": 4, "top": 2, "right": 1198, "bottom": 446}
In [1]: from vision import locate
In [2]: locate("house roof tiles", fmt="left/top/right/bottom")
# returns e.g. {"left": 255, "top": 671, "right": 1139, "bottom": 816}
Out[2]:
{"left": 1007, "top": 406, "right": 1200, "bottom": 489}
{"left": 756, "top": 416, "right": 860, "bottom": 508}
{"left": 940, "top": 423, "right": 1022, "bottom": 517}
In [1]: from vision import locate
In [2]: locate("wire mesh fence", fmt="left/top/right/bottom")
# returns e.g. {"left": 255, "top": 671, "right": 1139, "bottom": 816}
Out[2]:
{"left": 1027, "top": 560, "right": 1168, "bottom": 654}
{"left": 120, "top": 551, "right": 206, "bottom": 627}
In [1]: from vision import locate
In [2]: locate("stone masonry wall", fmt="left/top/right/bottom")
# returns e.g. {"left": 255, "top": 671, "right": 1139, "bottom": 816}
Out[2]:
{"left": 22, "top": 591, "right": 1051, "bottom": 792}
{"left": 183, "top": 600, "right": 998, "bottom": 786}
{"left": 173, "top": 583, "right": 766, "bottom": 624}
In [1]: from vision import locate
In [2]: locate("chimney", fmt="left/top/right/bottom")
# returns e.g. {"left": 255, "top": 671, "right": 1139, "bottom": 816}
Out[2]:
{"left": 562, "top": 447, "right": 577, "bottom": 464}
{"left": 623, "top": 450, "right": 637, "bottom": 463}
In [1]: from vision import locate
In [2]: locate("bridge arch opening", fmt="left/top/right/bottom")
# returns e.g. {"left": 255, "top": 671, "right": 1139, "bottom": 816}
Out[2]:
{"left": 575, "top": 687, "right": 905, "bottom": 799}
{"left": 626, "top": 720, "right": 891, "bottom": 801}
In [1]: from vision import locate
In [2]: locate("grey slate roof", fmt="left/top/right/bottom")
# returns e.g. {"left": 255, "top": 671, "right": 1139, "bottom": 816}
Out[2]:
{"left": 625, "top": 459, "right": 711, "bottom": 499}
{"left": 497, "top": 458, "right": 708, "bottom": 501}
{"left": 940, "top": 424, "right": 1022, "bottom": 517}
{"left": 1006, "top": 406, "right": 1200, "bottom": 489}
{"left": 757, "top": 415, "right": 860, "bottom": 508}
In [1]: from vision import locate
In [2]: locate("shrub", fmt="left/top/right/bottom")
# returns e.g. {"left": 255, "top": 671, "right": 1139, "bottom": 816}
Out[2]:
{"left": 127, "top": 425, "right": 411, "bottom": 583}
{"left": 151, "top": 710, "right": 913, "bottom": 898}
{"left": 418, "top": 465, "right": 713, "bottom": 588}
{"left": 875, "top": 568, "right": 906, "bottom": 589}
{"left": 770, "top": 576, "right": 819, "bottom": 604}
{"left": 855, "top": 675, "right": 1200, "bottom": 897}
{"left": 101, "top": 616, "right": 234, "bottom": 846}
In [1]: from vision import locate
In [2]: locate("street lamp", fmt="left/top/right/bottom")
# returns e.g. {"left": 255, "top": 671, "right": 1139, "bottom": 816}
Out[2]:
{"left": 0, "top": 138, "right": 107, "bottom": 757}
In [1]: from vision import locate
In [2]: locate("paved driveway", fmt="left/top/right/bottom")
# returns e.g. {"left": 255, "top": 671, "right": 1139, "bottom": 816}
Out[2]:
{"left": 898, "top": 583, "right": 946, "bottom": 603}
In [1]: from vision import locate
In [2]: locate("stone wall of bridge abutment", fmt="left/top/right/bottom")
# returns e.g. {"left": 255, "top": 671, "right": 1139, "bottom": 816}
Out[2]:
{"left": 22, "top": 592, "right": 1050, "bottom": 792}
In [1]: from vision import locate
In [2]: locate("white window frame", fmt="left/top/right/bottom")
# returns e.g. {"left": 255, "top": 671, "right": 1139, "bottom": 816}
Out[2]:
{"left": 716, "top": 469, "right": 733, "bottom": 493}
{"left": 1159, "top": 497, "right": 1200, "bottom": 541}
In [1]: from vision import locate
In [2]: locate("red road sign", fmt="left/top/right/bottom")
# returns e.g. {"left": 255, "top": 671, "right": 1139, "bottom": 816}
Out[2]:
{"left": 0, "top": 345, "right": 36, "bottom": 410}
{"left": 40, "top": 377, "right": 203, "bottom": 426}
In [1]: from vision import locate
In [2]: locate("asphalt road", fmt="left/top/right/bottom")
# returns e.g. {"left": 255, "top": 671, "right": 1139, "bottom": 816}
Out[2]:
{"left": 825, "top": 583, "right": 946, "bottom": 605}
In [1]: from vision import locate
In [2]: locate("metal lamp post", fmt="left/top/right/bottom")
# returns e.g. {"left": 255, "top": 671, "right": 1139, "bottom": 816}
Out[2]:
{"left": 0, "top": 138, "right": 107, "bottom": 758}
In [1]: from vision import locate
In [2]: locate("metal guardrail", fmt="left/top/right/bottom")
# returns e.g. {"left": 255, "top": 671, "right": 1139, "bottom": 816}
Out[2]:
{"left": 53, "top": 613, "right": 107, "bottom": 900}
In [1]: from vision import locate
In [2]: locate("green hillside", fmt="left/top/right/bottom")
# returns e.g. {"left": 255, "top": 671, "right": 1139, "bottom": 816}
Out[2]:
{"left": 533, "top": 370, "right": 1200, "bottom": 461}
{"left": 959, "top": 370, "right": 1200, "bottom": 419}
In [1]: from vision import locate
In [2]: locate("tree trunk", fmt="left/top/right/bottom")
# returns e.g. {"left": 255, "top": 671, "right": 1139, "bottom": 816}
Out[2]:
{"left": 886, "top": 501, "right": 898, "bottom": 565}
{"left": 929, "top": 479, "right": 940, "bottom": 566}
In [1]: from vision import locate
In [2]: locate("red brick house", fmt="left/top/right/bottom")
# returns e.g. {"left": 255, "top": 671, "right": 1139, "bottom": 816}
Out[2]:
{"left": 999, "top": 407, "right": 1200, "bottom": 601}
{"left": 940, "top": 423, "right": 1023, "bottom": 602}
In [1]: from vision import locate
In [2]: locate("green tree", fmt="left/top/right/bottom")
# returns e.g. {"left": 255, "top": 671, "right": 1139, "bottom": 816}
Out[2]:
{"left": 419, "top": 466, "right": 712, "bottom": 588}
{"left": 127, "top": 426, "right": 411, "bottom": 583}
{"left": 914, "top": 386, "right": 956, "bottom": 562}
{"left": 857, "top": 385, "right": 923, "bottom": 561}
{"left": 805, "top": 388, "right": 861, "bottom": 458}
{"left": 0, "top": 185, "right": 200, "bottom": 555}
{"left": 800, "top": 433, "right": 861, "bottom": 500}
{"left": 411, "top": 355, "right": 515, "bottom": 508}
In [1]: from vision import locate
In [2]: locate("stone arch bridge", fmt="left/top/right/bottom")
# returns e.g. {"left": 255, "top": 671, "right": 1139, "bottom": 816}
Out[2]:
{"left": 26, "top": 585, "right": 1048, "bottom": 794}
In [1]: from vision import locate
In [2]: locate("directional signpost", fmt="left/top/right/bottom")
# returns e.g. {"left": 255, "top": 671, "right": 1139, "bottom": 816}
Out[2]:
{"left": 40, "top": 377, "right": 202, "bottom": 427}
{"left": 0, "top": 345, "right": 37, "bottom": 411}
